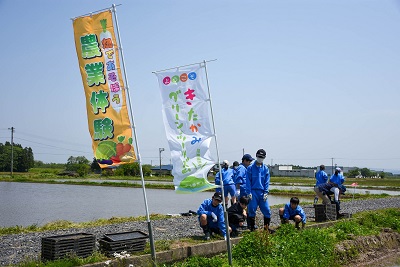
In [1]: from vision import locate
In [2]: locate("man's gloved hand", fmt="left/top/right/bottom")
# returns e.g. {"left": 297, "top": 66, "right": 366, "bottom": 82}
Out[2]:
{"left": 236, "top": 189, "right": 240, "bottom": 197}
{"left": 211, "top": 212, "right": 217, "bottom": 222}
{"left": 248, "top": 193, "right": 252, "bottom": 200}
{"left": 263, "top": 193, "right": 268, "bottom": 201}
{"left": 224, "top": 235, "right": 227, "bottom": 241}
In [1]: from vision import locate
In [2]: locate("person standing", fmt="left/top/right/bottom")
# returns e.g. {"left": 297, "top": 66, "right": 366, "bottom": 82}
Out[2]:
{"left": 314, "top": 165, "right": 329, "bottom": 204}
{"left": 278, "top": 197, "right": 306, "bottom": 229}
{"left": 215, "top": 160, "right": 236, "bottom": 206}
{"left": 197, "top": 192, "right": 228, "bottom": 240}
{"left": 245, "top": 149, "right": 271, "bottom": 231}
{"left": 234, "top": 154, "right": 254, "bottom": 199}
{"left": 330, "top": 167, "right": 345, "bottom": 215}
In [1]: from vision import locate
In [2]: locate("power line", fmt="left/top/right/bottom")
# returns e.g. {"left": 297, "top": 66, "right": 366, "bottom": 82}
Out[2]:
{"left": 14, "top": 137, "right": 91, "bottom": 154}
{"left": 15, "top": 130, "right": 89, "bottom": 148}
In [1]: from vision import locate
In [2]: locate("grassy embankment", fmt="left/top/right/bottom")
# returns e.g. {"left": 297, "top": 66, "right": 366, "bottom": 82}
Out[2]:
{"left": 13, "top": 208, "right": 400, "bottom": 267}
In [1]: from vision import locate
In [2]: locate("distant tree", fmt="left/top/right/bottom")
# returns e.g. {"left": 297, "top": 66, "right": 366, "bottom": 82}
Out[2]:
{"left": 90, "top": 158, "right": 101, "bottom": 173}
{"left": 114, "top": 162, "right": 150, "bottom": 176}
{"left": 34, "top": 160, "right": 45, "bottom": 168}
{"left": 0, "top": 142, "right": 34, "bottom": 172}
{"left": 65, "top": 156, "right": 90, "bottom": 176}
{"left": 347, "top": 168, "right": 360, "bottom": 178}
{"left": 142, "top": 164, "right": 152, "bottom": 176}
{"left": 360, "top": 168, "right": 372, "bottom": 178}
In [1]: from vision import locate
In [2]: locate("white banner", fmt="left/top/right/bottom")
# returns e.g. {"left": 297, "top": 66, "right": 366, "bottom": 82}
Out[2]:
{"left": 156, "top": 65, "right": 216, "bottom": 193}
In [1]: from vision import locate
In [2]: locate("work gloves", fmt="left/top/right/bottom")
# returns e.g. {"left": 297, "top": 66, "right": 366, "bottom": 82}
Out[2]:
{"left": 247, "top": 193, "right": 252, "bottom": 200}
{"left": 211, "top": 212, "right": 218, "bottom": 222}
{"left": 263, "top": 193, "right": 268, "bottom": 202}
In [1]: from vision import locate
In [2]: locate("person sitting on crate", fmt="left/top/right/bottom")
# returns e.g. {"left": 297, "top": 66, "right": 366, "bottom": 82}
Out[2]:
{"left": 278, "top": 197, "right": 306, "bottom": 230}
{"left": 227, "top": 196, "right": 249, "bottom": 237}
{"left": 197, "top": 192, "right": 230, "bottom": 240}
{"left": 314, "top": 182, "right": 346, "bottom": 217}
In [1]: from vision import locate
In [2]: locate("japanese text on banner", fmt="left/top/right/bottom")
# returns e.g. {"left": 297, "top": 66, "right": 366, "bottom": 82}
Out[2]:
{"left": 156, "top": 66, "right": 216, "bottom": 193}
{"left": 73, "top": 10, "right": 136, "bottom": 168}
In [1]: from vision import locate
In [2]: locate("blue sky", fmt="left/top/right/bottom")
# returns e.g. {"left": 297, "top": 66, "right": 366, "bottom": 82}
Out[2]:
{"left": 0, "top": 1, "right": 399, "bottom": 173}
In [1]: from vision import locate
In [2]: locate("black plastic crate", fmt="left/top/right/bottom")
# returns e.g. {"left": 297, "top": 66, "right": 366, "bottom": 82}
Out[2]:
{"left": 41, "top": 233, "right": 95, "bottom": 261}
{"left": 99, "top": 230, "right": 148, "bottom": 256}
{"left": 314, "top": 203, "right": 337, "bottom": 222}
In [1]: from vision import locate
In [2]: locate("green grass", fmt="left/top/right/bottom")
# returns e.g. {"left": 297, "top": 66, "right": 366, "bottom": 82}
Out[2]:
{"left": 16, "top": 252, "right": 107, "bottom": 267}
{"left": 8, "top": 208, "right": 400, "bottom": 267}
{"left": 165, "top": 208, "right": 400, "bottom": 267}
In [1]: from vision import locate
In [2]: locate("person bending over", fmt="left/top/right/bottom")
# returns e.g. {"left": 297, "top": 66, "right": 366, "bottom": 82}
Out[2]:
{"left": 227, "top": 196, "right": 249, "bottom": 237}
{"left": 197, "top": 192, "right": 229, "bottom": 240}
{"left": 278, "top": 197, "right": 306, "bottom": 230}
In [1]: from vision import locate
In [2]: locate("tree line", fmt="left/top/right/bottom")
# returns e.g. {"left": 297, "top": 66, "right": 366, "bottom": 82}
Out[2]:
{"left": 0, "top": 142, "right": 34, "bottom": 172}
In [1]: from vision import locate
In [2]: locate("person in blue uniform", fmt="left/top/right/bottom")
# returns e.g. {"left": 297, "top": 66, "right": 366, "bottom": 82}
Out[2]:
{"left": 233, "top": 154, "right": 254, "bottom": 199}
{"left": 278, "top": 197, "right": 306, "bottom": 229}
{"left": 245, "top": 149, "right": 271, "bottom": 232}
{"left": 197, "top": 192, "right": 228, "bottom": 240}
{"left": 215, "top": 160, "right": 236, "bottom": 206}
{"left": 314, "top": 164, "right": 329, "bottom": 204}
{"left": 314, "top": 181, "right": 346, "bottom": 216}
{"left": 330, "top": 168, "right": 345, "bottom": 211}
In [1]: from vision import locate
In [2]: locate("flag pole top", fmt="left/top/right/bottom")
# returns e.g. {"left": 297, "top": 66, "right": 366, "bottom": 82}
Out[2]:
{"left": 70, "top": 4, "right": 122, "bottom": 21}
{"left": 152, "top": 59, "right": 217, "bottom": 74}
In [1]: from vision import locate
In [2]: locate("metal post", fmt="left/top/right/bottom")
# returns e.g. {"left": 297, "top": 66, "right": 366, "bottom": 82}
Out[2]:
{"left": 159, "top": 148, "right": 164, "bottom": 175}
{"left": 203, "top": 60, "right": 233, "bottom": 266}
{"left": 111, "top": 4, "right": 156, "bottom": 265}
{"left": 8, "top": 127, "right": 14, "bottom": 177}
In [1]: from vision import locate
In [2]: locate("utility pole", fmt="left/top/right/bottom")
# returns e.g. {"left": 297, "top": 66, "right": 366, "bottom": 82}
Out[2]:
{"left": 331, "top": 157, "right": 334, "bottom": 176}
{"left": 159, "top": 148, "right": 164, "bottom": 176}
{"left": 8, "top": 127, "right": 14, "bottom": 177}
{"left": 242, "top": 148, "right": 244, "bottom": 156}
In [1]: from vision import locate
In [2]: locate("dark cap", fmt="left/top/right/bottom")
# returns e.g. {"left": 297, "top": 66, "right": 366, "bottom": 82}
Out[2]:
{"left": 233, "top": 161, "right": 239, "bottom": 167}
{"left": 242, "top": 154, "right": 254, "bottom": 161}
{"left": 256, "top": 149, "right": 267, "bottom": 159}
{"left": 320, "top": 164, "right": 325, "bottom": 170}
{"left": 213, "top": 192, "right": 223, "bottom": 201}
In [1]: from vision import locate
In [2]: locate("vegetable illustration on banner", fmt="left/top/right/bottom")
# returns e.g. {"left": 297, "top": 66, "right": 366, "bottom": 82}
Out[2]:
{"left": 72, "top": 10, "right": 136, "bottom": 168}
{"left": 156, "top": 65, "right": 216, "bottom": 193}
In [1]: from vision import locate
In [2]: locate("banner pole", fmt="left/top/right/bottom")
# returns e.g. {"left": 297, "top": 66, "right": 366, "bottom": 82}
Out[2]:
{"left": 203, "top": 60, "right": 233, "bottom": 266}
{"left": 111, "top": 4, "right": 157, "bottom": 265}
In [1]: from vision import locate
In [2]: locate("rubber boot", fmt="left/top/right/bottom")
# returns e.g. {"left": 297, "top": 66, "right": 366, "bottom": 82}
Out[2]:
{"left": 295, "top": 222, "right": 300, "bottom": 230}
{"left": 201, "top": 225, "right": 211, "bottom": 240}
{"left": 279, "top": 214, "right": 285, "bottom": 224}
{"left": 247, "top": 217, "right": 256, "bottom": 231}
{"left": 264, "top": 217, "right": 271, "bottom": 231}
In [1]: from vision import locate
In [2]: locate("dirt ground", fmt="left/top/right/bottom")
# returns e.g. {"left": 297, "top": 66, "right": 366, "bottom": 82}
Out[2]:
{"left": 336, "top": 231, "right": 400, "bottom": 266}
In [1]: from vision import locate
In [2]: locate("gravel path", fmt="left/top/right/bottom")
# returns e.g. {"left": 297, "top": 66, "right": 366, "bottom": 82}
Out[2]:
{"left": 1, "top": 197, "right": 399, "bottom": 266}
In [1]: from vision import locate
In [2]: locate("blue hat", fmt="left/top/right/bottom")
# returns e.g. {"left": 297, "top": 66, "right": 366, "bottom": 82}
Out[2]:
{"left": 242, "top": 154, "right": 254, "bottom": 161}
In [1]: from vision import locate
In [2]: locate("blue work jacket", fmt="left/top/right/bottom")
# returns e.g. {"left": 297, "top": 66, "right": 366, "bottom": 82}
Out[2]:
{"left": 245, "top": 162, "right": 270, "bottom": 195}
{"left": 197, "top": 198, "right": 226, "bottom": 236}
{"left": 315, "top": 170, "right": 328, "bottom": 186}
{"left": 283, "top": 202, "right": 307, "bottom": 224}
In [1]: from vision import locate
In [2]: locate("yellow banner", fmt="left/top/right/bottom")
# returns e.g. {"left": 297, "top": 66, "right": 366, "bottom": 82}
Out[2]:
{"left": 73, "top": 10, "right": 136, "bottom": 168}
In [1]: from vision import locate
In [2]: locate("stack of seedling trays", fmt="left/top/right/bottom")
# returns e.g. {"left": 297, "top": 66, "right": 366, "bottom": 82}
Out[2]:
{"left": 314, "top": 203, "right": 337, "bottom": 222}
{"left": 41, "top": 233, "right": 95, "bottom": 261}
{"left": 99, "top": 230, "right": 149, "bottom": 257}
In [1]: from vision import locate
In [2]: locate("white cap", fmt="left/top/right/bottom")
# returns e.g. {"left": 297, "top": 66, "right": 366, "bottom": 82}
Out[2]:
{"left": 335, "top": 167, "right": 342, "bottom": 172}
{"left": 223, "top": 160, "right": 229, "bottom": 165}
